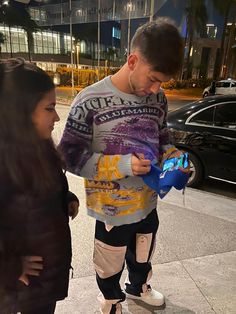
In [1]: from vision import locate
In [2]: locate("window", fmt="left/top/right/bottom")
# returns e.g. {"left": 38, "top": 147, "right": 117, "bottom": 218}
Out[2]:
{"left": 214, "top": 103, "right": 236, "bottom": 129}
{"left": 112, "top": 27, "right": 121, "bottom": 39}
{"left": 206, "top": 24, "right": 217, "bottom": 39}
{"left": 222, "top": 82, "right": 231, "bottom": 88}
{"left": 216, "top": 81, "right": 231, "bottom": 88}
{"left": 29, "top": 8, "right": 47, "bottom": 22}
{"left": 189, "top": 107, "right": 214, "bottom": 125}
{"left": 80, "top": 40, "right": 86, "bottom": 53}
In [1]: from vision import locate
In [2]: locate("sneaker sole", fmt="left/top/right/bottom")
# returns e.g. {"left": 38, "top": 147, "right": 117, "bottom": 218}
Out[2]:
{"left": 125, "top": 292, "right": 165, "bottom": 307}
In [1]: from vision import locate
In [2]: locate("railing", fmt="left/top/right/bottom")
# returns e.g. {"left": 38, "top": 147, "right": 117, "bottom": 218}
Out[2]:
{"left": 29, "top": 0, "right": 168, "bottom": 26}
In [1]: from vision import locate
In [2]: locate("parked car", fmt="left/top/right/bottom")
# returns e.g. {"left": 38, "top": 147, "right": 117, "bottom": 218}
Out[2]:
{"left": 167, "top": 95, "right": 236, "bottom": 187}
{"left": 202, "top": 79, "right": 236, "bottom": 98}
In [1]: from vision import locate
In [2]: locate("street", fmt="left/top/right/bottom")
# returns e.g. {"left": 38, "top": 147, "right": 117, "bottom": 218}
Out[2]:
{"left": 167, "top": 95, "right": 198, "bottom": 111}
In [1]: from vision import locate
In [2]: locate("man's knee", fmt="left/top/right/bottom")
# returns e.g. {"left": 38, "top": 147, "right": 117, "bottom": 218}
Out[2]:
{"left": 93, "top": 239, "right": 126, "bottom": 279}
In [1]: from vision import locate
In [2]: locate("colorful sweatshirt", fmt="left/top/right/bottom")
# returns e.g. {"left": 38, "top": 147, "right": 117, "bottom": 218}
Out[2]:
{"left": 59, "top": 76, "right": 173, "bottom": 226}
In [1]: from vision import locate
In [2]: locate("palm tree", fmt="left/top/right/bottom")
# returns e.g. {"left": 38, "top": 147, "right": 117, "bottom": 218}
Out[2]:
{"left": 20, "top": 7, "right": 39, "bottom": 61}
{"left": 185, "top": 0, "right": 208, "bottom": 79}
{"left": 0, "top": 32, "right": 6, "bottom": 58}
{"left": 212, "top": 0, "right": 236, "bottom": 79}
{"left": 0, "top": 1, "right": 38, "bottom": 60}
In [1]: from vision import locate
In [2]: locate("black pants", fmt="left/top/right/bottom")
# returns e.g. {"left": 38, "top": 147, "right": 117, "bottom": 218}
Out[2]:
{"left": 21, "top": 302, "right": 56, "bottom": 314}
{"left": 94, "top": 209, "right": 159, "bottom": 301}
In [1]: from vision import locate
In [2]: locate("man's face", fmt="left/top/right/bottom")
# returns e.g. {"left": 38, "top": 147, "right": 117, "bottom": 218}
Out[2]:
{"left": 128, "top": 52, "right": 172, "bottom": 96}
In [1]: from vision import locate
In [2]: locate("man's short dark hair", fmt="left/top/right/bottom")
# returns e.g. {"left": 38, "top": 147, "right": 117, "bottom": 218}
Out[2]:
{"left": 130, "top": 17, "right": 184, "bottom": 76}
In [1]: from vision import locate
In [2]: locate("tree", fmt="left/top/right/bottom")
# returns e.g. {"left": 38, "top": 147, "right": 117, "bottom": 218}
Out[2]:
{"left": 0, "top": 1, "right": 38, "bottom": 60}
{"left": 212, "top": 0, "right": 236, "bottom": 79}
{"left": 185, "top": 0, "right": 208, "bottom": 79}
{"left": 0, "top": 32, "right": 6, "bottom": 58}
{"left": 20, "top": 7, "right": 39, "bottom": 61}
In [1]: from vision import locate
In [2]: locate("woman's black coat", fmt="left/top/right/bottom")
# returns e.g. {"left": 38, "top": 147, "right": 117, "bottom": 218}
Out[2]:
{"left": 0, "top": 172, "right": 77, "bottom": 314}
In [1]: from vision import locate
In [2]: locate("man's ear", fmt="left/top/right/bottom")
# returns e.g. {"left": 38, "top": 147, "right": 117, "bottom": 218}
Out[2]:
{"left": 127, "top": 53, "right": 138, "bottom": 70}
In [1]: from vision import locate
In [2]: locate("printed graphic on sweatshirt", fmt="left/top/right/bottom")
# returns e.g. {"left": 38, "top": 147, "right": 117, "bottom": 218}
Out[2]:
{"left": 94, "top": 155, "right": 123, "bottom": 181}
{"left": 85, "top": 181, "right": 155, "bottom": 216}
{"left": 68, "top": 93, "right": 166, "bottom": 126}
{"left": 59, "top": 80, "right": 169, "bottom": 224}
{"left": 65, "top": 93, "right": 168, "bottom": 168}
{"left": 94, "top": 105, "right": 163, "bottom": 124}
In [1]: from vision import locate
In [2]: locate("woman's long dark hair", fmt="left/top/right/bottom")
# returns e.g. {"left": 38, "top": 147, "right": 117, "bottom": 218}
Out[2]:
{"left": 0, "top": 58, "right": 62, "bottom": 195}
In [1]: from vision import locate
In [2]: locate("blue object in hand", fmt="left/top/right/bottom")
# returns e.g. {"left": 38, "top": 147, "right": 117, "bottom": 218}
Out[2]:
{"left": 141, "top": 153, "right": 189, "bottom": 199}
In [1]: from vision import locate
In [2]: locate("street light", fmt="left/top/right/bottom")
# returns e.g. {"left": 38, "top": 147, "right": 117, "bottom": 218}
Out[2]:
{"left": 126, "top": 1, "right": 133, "bottom": 56}
{"left": 97, "top": 0, "right": 101, "bottom": 81}
{"left": 112, "top": 0, "right": 116, "bottom": 20}
{"left": 69, "top": 0, "right": 75, "bottom": 96}
{"left": 76, "top": 42, "right": 80, "bottom": 86}
{"left": 76, "top": 42, "right": 80, "bottom": 67}
{"left": 149, "top": 0, "right": 154, "bottom": 22}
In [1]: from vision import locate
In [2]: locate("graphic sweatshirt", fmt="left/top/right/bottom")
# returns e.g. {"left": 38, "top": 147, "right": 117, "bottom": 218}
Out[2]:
{"left": 59, "top": 76, "right": 173, "bottom": 226}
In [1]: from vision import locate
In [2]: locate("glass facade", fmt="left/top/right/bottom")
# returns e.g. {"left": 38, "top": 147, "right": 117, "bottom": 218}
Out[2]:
{"left": 0, "top": 26, "right": 27, "bottom": 53}
{"left": 28, "top": 0, "right": 162, "bottom": 26}
{"left": 0, "top": 25, "right": 72, "bottom": 55}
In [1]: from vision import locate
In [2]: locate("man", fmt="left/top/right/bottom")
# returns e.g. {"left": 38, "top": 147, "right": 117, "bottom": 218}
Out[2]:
{"left": 209, "top": 80, "right": 216, "bottom": 95}
{"left": 59, "top": 18, "right": 184, "bottom": 314}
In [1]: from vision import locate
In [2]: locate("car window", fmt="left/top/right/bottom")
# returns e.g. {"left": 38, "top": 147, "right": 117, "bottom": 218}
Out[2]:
{"left": 221, "top": 82, "right": 231, "bottom": 88}
{"left": 214, "top": 103, "right": 236, "bottom": 129}
{"left": 216, "top": 81, "right": 232, "bottom": 88}
{"left": 231, "top": 82, "right": 236, "bottom": 87}
{"left": 189, "top": 107, "right": 214, "bottom": 125}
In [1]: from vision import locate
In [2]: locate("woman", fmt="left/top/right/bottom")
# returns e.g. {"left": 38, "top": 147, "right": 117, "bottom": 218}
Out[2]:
{"left": 0, "top": 58, "right": 79, "bottom": 314}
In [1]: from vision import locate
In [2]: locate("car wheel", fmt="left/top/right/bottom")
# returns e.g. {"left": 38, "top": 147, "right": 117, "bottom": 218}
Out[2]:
{"left": 187, "top": 152, "right": 204, "bottom": 187}
{"left": 203, "top": 92, "right": 209, "bottom": 98}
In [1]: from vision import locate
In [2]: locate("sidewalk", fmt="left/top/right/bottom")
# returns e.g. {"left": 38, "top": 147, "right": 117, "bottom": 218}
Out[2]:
{"left": 55, "top": 86, "right": 203, "bottom": 106}
{"left": 55, "top": 174, "right": 236, "bottom": 314}
{"left": 164, "top": 88, "right": 202, "bottom": 100}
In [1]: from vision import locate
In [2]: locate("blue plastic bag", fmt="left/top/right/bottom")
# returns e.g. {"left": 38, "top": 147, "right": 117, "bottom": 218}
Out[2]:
{"left": 141, "top": 153, "right": 189, "bottom": 199}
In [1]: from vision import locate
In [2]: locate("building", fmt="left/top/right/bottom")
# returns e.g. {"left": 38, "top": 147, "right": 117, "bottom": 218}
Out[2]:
{"left": 0, "top": 0, "right": 235, "bottom": 78}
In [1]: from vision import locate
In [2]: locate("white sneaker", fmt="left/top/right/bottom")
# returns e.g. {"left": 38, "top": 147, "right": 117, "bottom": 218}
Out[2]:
{"left": 125, "top": 284, "right": 165, "bottom": 307}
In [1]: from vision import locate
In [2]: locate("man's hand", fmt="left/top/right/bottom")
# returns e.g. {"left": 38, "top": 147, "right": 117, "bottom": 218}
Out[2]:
{"left": 131, "top": 153, "right": 151, "bottom": 176}
{"left": 68, "top": 200, "right": 79, "bottom": 220}
{"left": 19, "top": 256, "right": 43, "bottom": 286}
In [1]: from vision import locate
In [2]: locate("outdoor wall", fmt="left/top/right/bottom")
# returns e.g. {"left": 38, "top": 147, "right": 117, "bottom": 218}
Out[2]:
{"left": 192, "top": 38, "right": 221, "bottom": 79}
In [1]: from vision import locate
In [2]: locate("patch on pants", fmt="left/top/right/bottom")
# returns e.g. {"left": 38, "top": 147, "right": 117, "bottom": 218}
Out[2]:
{"left": 136, "top": 233, "right": 153, "bottom": 263}
{"left": 94, "top": 239, "right": 126, "bottom": 279}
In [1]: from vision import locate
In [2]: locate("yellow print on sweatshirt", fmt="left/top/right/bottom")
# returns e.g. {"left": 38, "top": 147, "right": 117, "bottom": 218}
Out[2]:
{"left": 95, "top": 155, "right": 123, "bottom": 181}
{"left": 85, "top": 180, "right": 117, "bottom": 190}
{"left": 86, "top": 186, "right": 153, "bottom": 216}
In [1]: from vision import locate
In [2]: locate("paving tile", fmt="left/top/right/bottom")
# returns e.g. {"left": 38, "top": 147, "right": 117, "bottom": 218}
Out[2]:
{"left": 56, "top": 261, "right": 215, "bottom": 314}
{"left": 182, "top": 251, "right": 236, "bottom": 314}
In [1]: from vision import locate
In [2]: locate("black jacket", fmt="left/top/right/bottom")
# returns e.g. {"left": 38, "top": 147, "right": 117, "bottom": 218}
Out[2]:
{"left": 0, "top": 171, "right": 77, "bottom": 313}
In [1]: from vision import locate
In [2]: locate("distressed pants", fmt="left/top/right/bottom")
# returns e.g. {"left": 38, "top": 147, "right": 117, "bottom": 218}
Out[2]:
{"left": 94, "top": 209, "right": 159, "bottom": 312}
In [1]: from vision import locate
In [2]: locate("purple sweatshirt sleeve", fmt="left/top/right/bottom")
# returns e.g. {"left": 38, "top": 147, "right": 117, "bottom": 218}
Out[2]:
{"left": 58, "top": 96, "right": 133, "bottom": 181}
